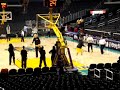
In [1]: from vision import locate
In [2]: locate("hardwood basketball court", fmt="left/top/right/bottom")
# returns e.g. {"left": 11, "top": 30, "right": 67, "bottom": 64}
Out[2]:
{"left": 0, "top": 36, "right": 119, "bottom": 74}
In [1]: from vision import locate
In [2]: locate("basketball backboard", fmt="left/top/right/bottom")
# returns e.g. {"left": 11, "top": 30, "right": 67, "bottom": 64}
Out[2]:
{"left": 0, "top": 11, "right": 12, "bottom": 21}
{"left": 36, "top": 13, "right": 60, "bottom": 29}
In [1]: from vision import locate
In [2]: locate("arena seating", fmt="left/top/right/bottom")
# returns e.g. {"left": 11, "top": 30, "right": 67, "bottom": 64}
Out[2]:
{"left": 9, "top": 69, "right": 17, "bottom": 75}
{"left": 0, "top": 58, "right": 119, "bottom": 90}
{"left": 61, "top": 0, "right": 100, "bottom": 17}
{"left": 88, "top": 64, "right": 96, "bottom": 76}
{"left": 85, "top": 8, "right": 120, "bottom": 34}
{"left": 49, "top": 66, "right": 57, "bottom": 73}
{"left": 0, "top": 70, "right": 119, "bottom": 89}
{"left": 42, "top": 67, "right": 49, "bottom": 73}
{"left": 88, "top": 58, "right": 120, "bottom": 80}
{"left": 26, "top": 68, "right": 33, "bottom": 75}
{"left": 104, "top": 63, "right": 111, "bottom": 69}
{"left": 0, "top": 68, "right": 8, "bottom": 77}
{"left": 18, "top": 68, "right": 25, "bottom": 75}
{"left": 33, "top": 67, "right": 41, "bottom": 76}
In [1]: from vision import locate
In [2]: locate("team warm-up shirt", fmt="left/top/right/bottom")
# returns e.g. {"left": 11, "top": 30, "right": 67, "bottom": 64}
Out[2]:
{"left": 99, "top": 39, "right": 106, "bottom": 45}
{"left": 87, "top": 36, "right": 94, "bottom": 43}
{"left": 32, "top": 37, "right": 41, "bottom": 45}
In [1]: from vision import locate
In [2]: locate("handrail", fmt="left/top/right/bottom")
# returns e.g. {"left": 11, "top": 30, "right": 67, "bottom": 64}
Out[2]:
{"left": 94, "top": 68, "right": 101, "bottom": 78}
{"left": 105, "top": 69, "right": 113, "bottom": 80}
{"left": 113, "top": 33, "right": 120, "bottom": 35}
{"left": 104, "top": 1, "right": 120, "bottom": 4}
{"left": 85, "top": 29, "right": 110, "bottom": 33}
{"left": 7, "top": 4, "right": 22, "bottom": 7}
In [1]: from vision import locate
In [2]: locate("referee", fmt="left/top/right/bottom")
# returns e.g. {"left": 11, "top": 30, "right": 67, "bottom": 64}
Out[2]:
{"left": 99, "top": 36, "right": 106, "bottom": 54}
{"left": 86, "top": 35, "right": 94, "bottom": 52}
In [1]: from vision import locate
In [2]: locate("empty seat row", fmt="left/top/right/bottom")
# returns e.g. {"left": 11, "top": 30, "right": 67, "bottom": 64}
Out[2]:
{"left": 88, "top": 60, "right": 120, "bottom": 80}
{"left": 89, "top": 62, "right": 120, "bottom": 70}
{"left": 0, "top": 66, "right": 57, "bottom": 77}
{"left": 0, "top": 72, "right": 120, "bottom": 90}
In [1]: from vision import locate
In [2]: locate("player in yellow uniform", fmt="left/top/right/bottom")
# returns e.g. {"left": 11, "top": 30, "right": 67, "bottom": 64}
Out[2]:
{"left": 76, "top": 38, "right": 84, "bottom": 55}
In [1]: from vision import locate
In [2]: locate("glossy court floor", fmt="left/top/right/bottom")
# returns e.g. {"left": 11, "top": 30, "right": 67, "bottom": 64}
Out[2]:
{"left": 0, "top": 36, "right": 119, "bottom": 74}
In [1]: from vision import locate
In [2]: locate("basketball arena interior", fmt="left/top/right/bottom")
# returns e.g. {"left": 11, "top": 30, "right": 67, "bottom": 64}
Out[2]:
{"left": 0, "top": 0, "right": 120, "bottom": 89}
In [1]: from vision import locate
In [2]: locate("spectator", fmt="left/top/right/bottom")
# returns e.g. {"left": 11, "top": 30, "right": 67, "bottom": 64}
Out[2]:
{"left": 74, "top": 26, "right": 78, "bottom": 32}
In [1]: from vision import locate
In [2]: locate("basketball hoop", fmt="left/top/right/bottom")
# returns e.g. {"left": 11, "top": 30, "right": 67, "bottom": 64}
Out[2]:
{"left": 1, "top": 3, "right": 7, "bottom": 9}
{"left": 36, "top": 13, "right": 60, "bottom": 29}
{"left": 0, "top": 11, "right": 12, "bottom": 24}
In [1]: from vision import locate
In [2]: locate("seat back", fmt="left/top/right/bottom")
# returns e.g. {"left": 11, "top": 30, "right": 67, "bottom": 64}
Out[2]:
{"left": 42, "top": 67, "right": 49, "bottom": 73}
{"left": 104, "top": 63, "right": 111, "bottom": 69}
{"left": 112, "top": 63, "right": 118, "bottom": 69}
{"left": 0, "top": 68, "right": 8, "bottom": 77}
{"left": 26, "top": 68, "right": 33, "bottom": 75}
{"left": 89, "top": 64, "right": 96, "bottom": 69}
{"left": 18, "top": 68, "right": 25, "bottom": 75}
{"left": 9, "top": 69, "right": 17, "bottom": 75}
{"left": 50, "top": 67, "right": 57, "bottom": 73}
{"left": 33, "top": 67, "right": 41, "bottom": 76}
{"left": 97, "top": 63, "right": 104, "bottom": 69}
{"left": 88, "top": 64, "right": 97, "bottom": 77}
